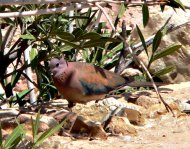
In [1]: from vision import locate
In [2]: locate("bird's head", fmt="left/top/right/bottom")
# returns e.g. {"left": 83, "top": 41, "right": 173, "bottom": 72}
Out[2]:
{"left": 49, "top": 57, "right": 68, "bottom": 77}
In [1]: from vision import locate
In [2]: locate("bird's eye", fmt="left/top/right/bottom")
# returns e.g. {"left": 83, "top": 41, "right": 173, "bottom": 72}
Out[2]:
{"left": 56, "top": 63, "right": 59, "bottom": 67}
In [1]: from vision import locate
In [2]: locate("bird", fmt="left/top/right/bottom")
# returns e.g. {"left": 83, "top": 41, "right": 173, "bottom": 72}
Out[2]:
{"left": 49, "top": 57, "right": 128, "bottom": 108}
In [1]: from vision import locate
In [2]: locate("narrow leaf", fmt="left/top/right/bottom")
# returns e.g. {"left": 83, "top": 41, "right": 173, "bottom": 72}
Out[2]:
{"left": 34, "top": 121, "right": 65, "bottom": 147}
{"left": 30, "top": 48, "right": 38, "bottom": 69}
{"left": 32, "top": 111, "right": 41, "bottom": 142}
{"left": 20, "top": 33, "right": 35, "bottom": 40}
{"left": 118, "top": 3, "right": 127, "bottom": 18}
{"left": 142, "top": 3, "right": 149, "bottom": 27}
{"left": 56, "top": 38, "right": 80, "bottom": 49}
{"left": 12, "top": 89, "right": 32, "bottom": 102}
{"left": 152, "top": 30, "right": 162, "bottom": 53}
{"left": 153, "top": 65, "right": 175, "bottom": 77}
{"left": 136, "top": 25, "right": 149, "bottom": 57}
{"left": 30, "top": 48, "right": 37, "bottom": 61}
{"left": 102, "top": 43, "right": 123, "bottom": 63}
{"left": 82, "top": 9, "right": 97, "bottom": 30}
{"left": 3, "top": 18, "right": 15, "bottom": 25}
{"left": 77, "top": 32, "right": 101, "bottom": 41}
{"left": 5, "top": 124, "right": 24, "bottom": 149}
{"left": 59, "top": 45, "right": 74, "bottom": 52}
{"left": 152, "top": 44, "right": 181, "bottom": 61}
{"left": 81, "top": 8, "right": 92, "bottom": 29}
{"left": 174, "top": 0, "right": 185, "bottom": 10}
{"left": 82, "top": 37, "right": 119, "bottom": 48}
{"left": 51, "top": 31, "right": 75, "bottom": 41}
{"left": 72, "top": 28, "right": 84, "bottom": 38}
{"left": 11, "top": 71, "right": 22, "bottom": 88}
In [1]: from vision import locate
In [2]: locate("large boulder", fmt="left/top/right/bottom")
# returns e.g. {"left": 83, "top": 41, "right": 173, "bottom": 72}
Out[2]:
{"left": 130, "top": 1, "right": 190, "bottom": 83}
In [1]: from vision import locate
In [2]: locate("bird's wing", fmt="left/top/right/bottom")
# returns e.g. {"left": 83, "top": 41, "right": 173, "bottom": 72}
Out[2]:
{"left": 74, "top": 63, "right": 126, "bottom": 95}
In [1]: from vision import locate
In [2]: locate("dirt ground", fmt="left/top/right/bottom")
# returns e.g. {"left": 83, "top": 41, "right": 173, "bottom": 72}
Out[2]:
{"left": 2, "top": 82, "right": 190, "bottom": 149}
{"left": 36, "top": 82, "right": 190, "bottom": 149}
{"left": 41, "top": 115, "right": 190, "bottom": 149}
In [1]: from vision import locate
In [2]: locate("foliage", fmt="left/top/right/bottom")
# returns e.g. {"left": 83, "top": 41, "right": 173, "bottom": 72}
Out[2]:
{"left": 136, "top": 25, "right": 181, "bottom": 78}
{"left": 0, "top": 1, "right": 185, "bottom": 106}
{"left": 30, "top": 111, "right": 65, "bottom": 148}
{"left": 0, "top": 123, "right": 25, "bottom": 149}
{"left": 0, "top": 111, "right": 64, "bottom": 148}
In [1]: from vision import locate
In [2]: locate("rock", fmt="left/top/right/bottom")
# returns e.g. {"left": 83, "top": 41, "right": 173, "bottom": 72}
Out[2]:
{"left": 39, "top": 115, "right": 59, "bottom": 128}
{"left": 0, "top": 117, "right": 18, "bottom": 129}
{"left": 130, "top": 1, "right": 190, "bottom": 83}
{"left": 69, "top": 115, "right": 107, "bottom": 139}
{"left": 0, "top": 109, "right": 19, "bottom": 118}
{"left": 17, "top": 114, "right": 50, "bottom": 135}
{"left": 73, "top": 97, "right": 145, "bottom": 125}
{"left": 107, "top": 116, "right": 137, "bottom": 136}
{"left": 120, "top": 68, "right": 142, "bottom": 77}
{"left": 146, "top": 102, "right": 181, "bottom": 118}
{"left": 135, "top": 95, "right": 160, "bottom": 109}
{"left": 118, "top": 107, "right": 145, "bottom": 126}
{"left": 72, "top": 101, "right": 109, "bottom": 122}
{"left": 51, "top": 109, "right": 73, "bottom": 122}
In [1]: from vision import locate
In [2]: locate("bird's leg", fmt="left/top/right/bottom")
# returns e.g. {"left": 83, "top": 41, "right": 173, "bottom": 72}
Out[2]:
{"left": 68, "top": 101, "right": 76, "bottom": 109}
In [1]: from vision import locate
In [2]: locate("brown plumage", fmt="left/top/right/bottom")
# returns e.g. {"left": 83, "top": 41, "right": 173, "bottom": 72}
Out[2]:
{"left": 50, "top": 57, "right": 127, "bottom": 107}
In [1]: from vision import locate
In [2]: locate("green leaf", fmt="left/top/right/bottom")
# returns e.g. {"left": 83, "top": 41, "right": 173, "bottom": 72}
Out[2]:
{"left": 82, "top": 9, "right": 97, "bottom": 30}
{"left": 3, "top": 18, "right": 15, "bottom": 25}
{"left": 59, "top": 45, "right": 74, "bottom": 52}
{"left": 30, "top": 48, "right": 38, "bottom": 69}
{"left": 77, "top": 32, "right": 101, "bottom": 41}
{"left": 82, "top": 37, "right": 119, "bottom": 48}
{"left": 30, "top": 48, "right": 37, "bottom": 60}
{"left": 40, "top": 83, "right": 57, "bottom": 90}
{"left": 92, "top": 48, "right": 103, "bottom": 63}
{"left": 152, "top": 30, "right": 162, "bottom": 53}
{"left": 51, "top": 31, "right": 75, "bottom": 41}
{"left": 32, "top": 111, "right": 40, "bottom": 142}
{"left": 72, "top": 28, "right": 84, "bottom": 38}
{"left": 174, "top": 0, "right": 185, "bottom": 10}
{"left": 142, "top": 3, "right": 149, "bottom": 27}
{"left": 34, "top": 121, "right": 65, "bottom": 147}
{"left": 136, "top": 25, "right": 149, "bottom": 58}
{"left": 82, "top": 48, "right": 89, "bottom": 61}
{"left": 102, "top": 43, "right": 123, "bottom": 63}
{"left": 20, "top": 31, "right": 36, "bottom": 40}
{"left": 56, "top": 38, "right": 80, "bottom": 49}
{"left": 118, "top": 3, "right": 127, "bottom": 18}
{"left": 11, "top": 71, "right": 22, "bottom": 88}
{"left": 12, "top": 89, "right": 32, "bottom": 102}
{"left": 152, "top": 44, "right": 181, "bottom": 62}
{"left": 0, "top": 94, "right": 5, "bottom": 101}
{"left": 81, "top": 8, "right": 92, "bottom": 29}
{"left": 5, "top": 124, "right": 25, "bottom": 149}
{"left": 153, "top": 65, "right": 175, "bottom": 77}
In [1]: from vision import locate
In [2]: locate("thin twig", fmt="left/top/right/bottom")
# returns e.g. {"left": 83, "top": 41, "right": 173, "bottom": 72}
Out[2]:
{"left": 0, "top": 4, "right": 92, "bottom": 18}
{"left": 97, "top": 1, "right": 174, "bottom": 115}
{"left": 118, "top": 34, "right": 174, "bottom": 116}
{"left": 95, "top": 2, "right": 116, "bottom": 32}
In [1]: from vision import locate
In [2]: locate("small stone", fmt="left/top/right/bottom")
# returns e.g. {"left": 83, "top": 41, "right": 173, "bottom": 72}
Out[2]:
{"left": 107, "top": 116, "right": 137, "bottom": 136}
{"left": 40, "top": 115, "right": 59, "bottom": 128}
{"left": 109, "top": 105, "right": 117, "bottom": 111}
{"left": 0, "top": 109, "right": 19, "bottom": 118}
{"left": 135, "top": 95, "right": 160, "bottom": 109}
{"left": 119, "top": 107, "right": 145, "bottom": 126}
{"left": 70, "top": 116, "right": 107, "bottom": 139}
